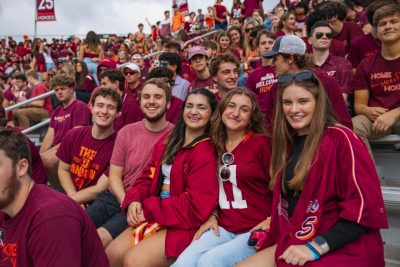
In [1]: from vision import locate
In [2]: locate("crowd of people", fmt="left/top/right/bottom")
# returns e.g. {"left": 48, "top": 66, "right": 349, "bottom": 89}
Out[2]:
{"left": 0, "top": 0, "right": 398, "bottom": 266}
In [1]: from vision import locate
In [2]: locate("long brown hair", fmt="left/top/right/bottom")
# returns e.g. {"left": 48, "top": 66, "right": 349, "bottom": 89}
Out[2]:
{"left": 211, "top": 88, "right": 266, "bottom": 164}
{"left": 269, "top": 77, "right": 337, "bottom": 191}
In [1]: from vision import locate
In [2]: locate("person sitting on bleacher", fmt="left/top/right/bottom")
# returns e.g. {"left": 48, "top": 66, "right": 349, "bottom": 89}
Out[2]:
{"left": 11, "top": 70, "right": 53, "bottom": 129}
{"left": 57, "top": 88, "right": 121, "bottom": 205}
{"left": 352, "top": 4, "right": 400, "bottom": 156}
{"left": 40, "top": 74, "right": 92, "bottom": 188}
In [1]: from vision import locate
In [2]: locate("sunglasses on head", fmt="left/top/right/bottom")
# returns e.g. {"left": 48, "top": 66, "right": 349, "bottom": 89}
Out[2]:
{"left": 218, "top": 152, "right": 234, "bottom": 182}
{"left": 277, "top": 70, "right": 318, "bottom": 85}
{"left": 315, "top": 32, "right": 333, "bottom": 40}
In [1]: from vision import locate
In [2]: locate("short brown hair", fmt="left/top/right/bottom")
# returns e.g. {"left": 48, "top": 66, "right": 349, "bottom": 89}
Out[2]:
{"left": 140, "top": 78, "right": 172, "bottom": 103}
{"left": 373, "top": 4, "right": 400, "bottom": 27}
{"left": 209, "top": 54, "right": 240, "bottom": 77}
{"left": 256, "top": 29, "right": 276, "bottom": 47}
{"left": 90, "top": 87, "right": 123, "bottom": 112}
{"left": 25, "top": 69, "right": 39, "bottom": 80}
{"left": 50, "top": 74, "right": 75, "bottom": 89}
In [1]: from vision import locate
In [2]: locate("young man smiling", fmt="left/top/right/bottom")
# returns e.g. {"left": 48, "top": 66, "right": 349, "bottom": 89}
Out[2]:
{"left": 57, "top": 88, "right": 122, "bottom": 205}
{"left": 188, "top": 46, "right": 216, "bottom": 93}
{"left": 209, "top": 54, "right": 240, "bottom": 101}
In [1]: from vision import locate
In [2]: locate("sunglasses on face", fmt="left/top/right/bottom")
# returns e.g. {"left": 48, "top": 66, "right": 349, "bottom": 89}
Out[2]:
{"left": 245, "top": 28, "right": 254, "bottom": 33}
{"left": 315, "top": 32, "right": 333, "bottom": 40}
{"left": 132, "top": 55, "right": 143, "bottom": 60}
{"left": 277, "top": 70, "right": 318, "bottom": 85}
{"left": 124, "top": 71, "right": 137, "bottom": 76}
{"left": 218, "top": 152, "right": 234, "bottom": 182}
{"left": 159, "top": 61, "right": 169, "bottom": 67}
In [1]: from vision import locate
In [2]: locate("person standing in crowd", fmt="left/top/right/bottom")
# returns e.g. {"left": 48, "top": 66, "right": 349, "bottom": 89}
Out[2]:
{"left": 309, "top": 21, "right": 353, "bottom": 100}
{"left": 86, "top": 78, "right": 174, "bottom": 248}
{"left": 0, "top": 130, "right": 110, "bottom": 267}
{"left": 213, "top": 0, "right": 229, "bottom": 31}
{"left": 352, "top": 4, "right": 400, "bottom": 156}
{"left": 57, "top": 88, "right": 121, "bottom": 205}
{"left": 318, "top": 1, "right": 365, "bottom": 55}
{"left": 245, "top": 29, "right": 277, "bottom": 115}
{"left": 173, "top": 88, "right": 272, "bottom": 267}
{"left": 262, "top": 35, "right": 352, "bottom": 130}
{"left": 196, "top": 9, "right": 205, "bottom": 30}
{"left": 40, "top": 74, "right": 92, "bottom": 188}
{"left": 236, "top": 70, "right": 387, "bottom": 267}
{"left": 188, "top": 46, "right": 216, "bottom": 93}
{"left": 75, "top": 61, "right": 96, "bottom": 104}
{"left": 210, "top": 54, "right": 240, "bottom": 100}
{"left": 12, "top": 70, "right": 52, "bottom": 129}
{"left": 172, "top": 5, "right": 185, "bottom": 34}
{"left": 206, "top": 6, "right": 215, "bottom": 30}
{"left": 159, "top": 52, "right": 190, "bottom": 100}
{"left": 79, "top": 30, "right": 104, "bottom": 84}
{"left": 160, "top": 10, "right": 172, "bottom": 37}
{"left": 100, "top": 70, "right": 142, "bottom": 131}
{"left": 107, "top": 88, "right": 218, "bottom": 267}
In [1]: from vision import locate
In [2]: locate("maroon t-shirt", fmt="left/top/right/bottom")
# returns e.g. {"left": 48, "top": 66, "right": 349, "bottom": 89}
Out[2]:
{"left": 214, "top": 4, "right": 228, "bottom": 24}
{"left": 114, "top": 93, "right": 143, "bottom": 132}
{"left": 347, "top": 33, "right": 381, "bottom": 68}
{"left": 166, "top": 96, "right": 183, "bottom": 124}
{"left": 56, "top": 126, "right": 116, "bottom": 190}
{"left": 31, "top": 83, "right": 53, "bottom": 115}
{"left": 243, "top": 0, "right": 262, "bottom": 18}
{"left": 245, "top": 65, "right": 277, "bottom": 114}
{"left": 179, "top": 61, "right": 196, "bottom": 83}
{"left": 0, "top": 184, "right": 109, "bottom": 267}
{"left": 313, "top": 54, "right": 353, "bottom": 94}
{"left": 189, "top": 75, "right": 217, "bottom": 93}
{"left": 79, "top": 73, "right": 96, "bottom": 93}
{"left": 49, "top": 99, "right": 92, "bottom": 146}
{"left": 354, "top": 51, "right": 400, "bottom": 110}
{"left": 333, "top": 21, "right": 365, "bottom": 55}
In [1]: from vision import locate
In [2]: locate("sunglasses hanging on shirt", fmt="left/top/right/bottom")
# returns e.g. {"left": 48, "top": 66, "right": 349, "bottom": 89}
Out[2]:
{"left": 218, "top": 152, "right": 234, "bottom": 182}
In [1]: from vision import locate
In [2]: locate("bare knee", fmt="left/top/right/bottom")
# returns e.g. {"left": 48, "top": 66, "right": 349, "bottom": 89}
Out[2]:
{"left": 106, "top": 241, "right": 127, "bottom": 267}
{"left": 98, "top": 227, "right": 113, "bottom": 248}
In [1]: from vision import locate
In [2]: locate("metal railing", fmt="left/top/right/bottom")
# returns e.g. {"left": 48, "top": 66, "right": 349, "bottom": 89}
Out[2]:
{"left": 4, "top": 90, "right": 55, "bottom": 112}
{"left": 184, "top": 30, "right": 218, "bottom": 47}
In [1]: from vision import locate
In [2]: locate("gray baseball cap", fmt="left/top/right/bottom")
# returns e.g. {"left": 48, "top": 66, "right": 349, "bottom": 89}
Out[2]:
{"left": 262, "top": 35, "right": 306, "bottom": 58}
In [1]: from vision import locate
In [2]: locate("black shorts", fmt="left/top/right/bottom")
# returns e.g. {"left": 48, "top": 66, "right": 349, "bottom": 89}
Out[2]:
{"left": 86, "top": 189, "right": 127, "bottom": 239}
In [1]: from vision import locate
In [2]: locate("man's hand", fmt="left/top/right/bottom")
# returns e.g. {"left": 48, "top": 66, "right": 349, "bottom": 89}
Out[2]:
{"left": 372, "top": 108, "right": 400, "bottom": 134}
{"left": 363, "top": 106, "right": 388, "bottom": 122}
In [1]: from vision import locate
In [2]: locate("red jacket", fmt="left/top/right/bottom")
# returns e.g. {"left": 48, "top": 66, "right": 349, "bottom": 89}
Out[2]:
{"left": 122, "top": 134, "right": 219, "bottom": 257}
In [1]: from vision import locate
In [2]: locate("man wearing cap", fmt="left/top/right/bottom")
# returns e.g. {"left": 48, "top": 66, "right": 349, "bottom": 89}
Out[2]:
{"left": 262, "top": 34, "right": 352, "bottom": 130}
{"left": 121, "top": 62, "right": 142, "bottom": 96}
{"left": 188, "top": 46, "right": 217, "bottom": 93}
{"left": 245, "top": 29, "right": 277, "bottom": 114}
{"left": 131, "top": 52, "right": 149, "bottom": 83}
{"left": 96, "top": 58, "right": 117, "bottom": 83}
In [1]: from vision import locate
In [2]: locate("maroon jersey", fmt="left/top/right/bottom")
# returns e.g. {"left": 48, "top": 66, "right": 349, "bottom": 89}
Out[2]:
{"left": 218, "top": 133, "right": 272, "bottom": 234}
{"left": 166, "top": 96, "right": 183, "bottom": 124}
{"left": 333, "top": 21, "right": 364, "bottom": 55}
{"left": 56, "top": 126, "right": 116, "bottom": 190}
{"left": 50, "top": 99, "right": 92, "bottom": 146}
{"left": 31, "top": 83, "right": 52, "bottom": 115}
{"left": 354, "top": 51, "right": 400, "bottom": 110}
{"left": 347, "top": 33, "right": 381, "bottom": 68}
{"left": 245, "top": 65, "right": 277, "bottom": 114}
{"left": 0, "top": 184, "right": 109, "bottom": 267}
{"left": 260, "top": 125, "right": 388, "bottom": 267}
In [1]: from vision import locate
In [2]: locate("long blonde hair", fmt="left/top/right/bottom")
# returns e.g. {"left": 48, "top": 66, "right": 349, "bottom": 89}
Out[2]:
{"left": 269, "top": 77, "right": 337, "bottom": 191}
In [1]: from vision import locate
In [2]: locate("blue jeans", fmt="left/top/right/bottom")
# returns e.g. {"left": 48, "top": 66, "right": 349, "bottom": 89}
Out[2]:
{"left": 214, "top": 23, "right": 227, "bottom": 31}
{"left": 172, "top": 227, "right": 256, "bottom": 267}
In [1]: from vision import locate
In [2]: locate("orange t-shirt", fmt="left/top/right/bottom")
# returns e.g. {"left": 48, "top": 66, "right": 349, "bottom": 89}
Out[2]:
{"left": 172, "top": 12, "right": 185, "bottom": 32}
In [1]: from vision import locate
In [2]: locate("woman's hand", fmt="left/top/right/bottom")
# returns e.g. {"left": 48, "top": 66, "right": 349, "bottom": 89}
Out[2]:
{"left": 193, "top": 214, "right": 219, "bottom": 240}
{"left": 278, "top": 245, "right": 315, "bottom": 266}
{"left": 126, "top": 201, "right": 145, "bottom": 227}
{"left": 251, "top": 217, "right": 271, "bottom": 231}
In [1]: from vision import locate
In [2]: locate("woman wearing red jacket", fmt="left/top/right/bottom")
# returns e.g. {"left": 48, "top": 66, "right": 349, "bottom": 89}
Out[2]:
{"left": 106, "top": 88, "right": 219, "bottom": 267}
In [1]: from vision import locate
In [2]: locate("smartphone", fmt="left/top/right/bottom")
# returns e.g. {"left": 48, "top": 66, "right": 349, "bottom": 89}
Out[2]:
{"left": 248, "top": 230, "right": 268, "bottom": 249}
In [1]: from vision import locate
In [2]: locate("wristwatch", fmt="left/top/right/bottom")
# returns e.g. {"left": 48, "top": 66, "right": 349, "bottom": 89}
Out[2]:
{"left": 313, "top": 236, "right": 330, "bottom": 255}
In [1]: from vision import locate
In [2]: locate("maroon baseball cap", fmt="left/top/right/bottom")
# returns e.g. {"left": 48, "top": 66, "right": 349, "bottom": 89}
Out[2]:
{"left": 188, "top": 46, "right": 207, "bottom": 61}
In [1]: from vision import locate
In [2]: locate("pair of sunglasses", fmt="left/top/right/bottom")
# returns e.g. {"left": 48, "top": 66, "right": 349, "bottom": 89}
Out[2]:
{"left": 315, "top": 32, "right": 333, "bottom": 40}
{"left": 218, "top": 152, "right": 234, "bottom": 182}
{"left": 277, "top": 70, "right": 319, "bottom": 85}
